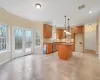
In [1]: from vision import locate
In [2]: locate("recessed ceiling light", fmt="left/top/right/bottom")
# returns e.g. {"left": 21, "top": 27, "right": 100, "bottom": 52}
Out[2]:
{"left": 53, "top": 21, "right": 55, "bottom": 22}
{"left": 89, "top": 11, "right": 92, "bottom": 14}
{"left": 35, "top": 3, "right": 41, "bottom": 9}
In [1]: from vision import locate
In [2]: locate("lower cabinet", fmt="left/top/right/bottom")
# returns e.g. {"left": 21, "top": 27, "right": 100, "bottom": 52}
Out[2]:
{"left": 46, "top": 43, "right": 53, "bottom": 54}
{"left": 43, "top": 43, "right": 53, "bottom": 54}
{"left": 56, "top": 44, "right": 59, "bottom": 51}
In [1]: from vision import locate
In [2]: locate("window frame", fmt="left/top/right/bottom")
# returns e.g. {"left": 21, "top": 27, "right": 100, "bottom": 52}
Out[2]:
{"left": 35, "top": 30, "right": 41, "bottom": 46}
{"left": 0, "top": 24, "right": 10, "bottom": 52}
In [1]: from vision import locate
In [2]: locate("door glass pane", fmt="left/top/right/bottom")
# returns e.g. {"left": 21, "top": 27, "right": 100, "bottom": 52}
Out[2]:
{"left": 36, "top": 39, "right": 40, "bottom": 45}
{"left": 36, "top": 31, "right": 40, "bottom": 38}
{"left": 15, "top": 29, "right": 23, "bottom": 52}
{"left": 0, "top": 25, "right": 7, "bottom": 37}
{"left": 25, "top": 31, "right": 32, "bottom": 52}
{"left": 36, "top": 31, "right": 40, "bottom": 46}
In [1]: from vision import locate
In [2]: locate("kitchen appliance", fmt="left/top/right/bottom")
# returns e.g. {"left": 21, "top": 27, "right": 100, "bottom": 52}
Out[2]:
{"left": 53, "top": 41, "right": 56, "bottom": 52}
{"left": 43, "top": 44, "right": 46, "bottom": 54}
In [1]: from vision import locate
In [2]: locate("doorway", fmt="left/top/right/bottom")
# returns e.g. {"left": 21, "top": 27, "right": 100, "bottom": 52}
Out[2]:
{"left": 12, "top": 27, "right": 33, "bottom": 58}
{"left": 75, "top": 33, "right": 83, "bottom": 52}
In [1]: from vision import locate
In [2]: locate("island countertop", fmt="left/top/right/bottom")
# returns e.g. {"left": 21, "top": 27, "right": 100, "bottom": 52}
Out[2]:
{"left": 57, "top": 43, "right": 73, "bottom": 46}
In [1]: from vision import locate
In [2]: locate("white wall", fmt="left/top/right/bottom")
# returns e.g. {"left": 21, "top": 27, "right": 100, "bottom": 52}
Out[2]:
{"left": 0, "top": 7, "right": 43, "bottom": 64}
{"left": 0, "top": 51, "right": 11, "bottom": 65}
{"left": 98, "top": 20, "right": 100, "bottom": 59}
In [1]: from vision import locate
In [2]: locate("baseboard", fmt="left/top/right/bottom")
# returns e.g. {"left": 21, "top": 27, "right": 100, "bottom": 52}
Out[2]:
{"left": 0, "top": 53, "right": 34, "bottom": 66}
{"left": 0, "top": 58, "right": 11, "bottom": 66}
{"left": 84, "top": 49, "right": 96, "bottom": 54}
{"left": 12, "top": 53, "right": 34, "bottom": 60}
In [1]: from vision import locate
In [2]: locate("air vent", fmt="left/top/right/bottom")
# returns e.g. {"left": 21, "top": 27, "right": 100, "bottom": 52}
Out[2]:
{"left": 78, "top": 4, "right": 85, "bottom": 10}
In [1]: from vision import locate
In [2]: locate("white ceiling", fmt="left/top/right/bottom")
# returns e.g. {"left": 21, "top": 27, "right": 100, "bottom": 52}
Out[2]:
{"left": 0, "top": 0, "right": 100, "bottom": 27}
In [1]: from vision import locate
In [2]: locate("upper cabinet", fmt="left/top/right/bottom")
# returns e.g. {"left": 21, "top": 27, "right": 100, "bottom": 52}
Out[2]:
{"left": 71, "top": 25, "right": 84, "bottom": 34}
{"left": 71, "top": 25, "right": 84, "bottom": 38}
{"left": 56, "top": 29, "right": 66, "bottom": 39}
{"left": 43, "top": 24, "right": 52, "bottom": 38}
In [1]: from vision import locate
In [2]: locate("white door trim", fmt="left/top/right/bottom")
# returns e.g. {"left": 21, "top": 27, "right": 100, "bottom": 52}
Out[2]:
{"left": 12, "top": 26, "right": 33, "bottom": 58}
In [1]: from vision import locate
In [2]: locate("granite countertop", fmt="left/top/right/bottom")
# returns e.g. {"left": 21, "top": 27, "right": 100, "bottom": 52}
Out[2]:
{"left": 43, "top": 42, "right": 53, "bottom": 44}
{"left": 43, "top": 42, "right": 74, "bottom": 44}
{"left": 55, "top": 41, "right": 66, "bottom": 43}
{"left": 57, "top": 43, "right": 73, "bottom": 46}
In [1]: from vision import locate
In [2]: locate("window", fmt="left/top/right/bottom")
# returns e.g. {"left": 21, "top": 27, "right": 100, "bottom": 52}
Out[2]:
{"left": 0, "top": 24, "right": 8, "bottom": 51}
{"left": 35, "top": 31, "right": 41, "bottom": 46}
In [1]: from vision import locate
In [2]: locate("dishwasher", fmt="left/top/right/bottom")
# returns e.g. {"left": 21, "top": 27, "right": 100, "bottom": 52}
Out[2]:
{"left": 53, "top": 42, "right": 56, "bottom": 52}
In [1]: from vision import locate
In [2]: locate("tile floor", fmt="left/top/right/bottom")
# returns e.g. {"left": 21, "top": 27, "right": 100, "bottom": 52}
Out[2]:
{"left": 0, "top": 52, "right": 100, "bottom": 80}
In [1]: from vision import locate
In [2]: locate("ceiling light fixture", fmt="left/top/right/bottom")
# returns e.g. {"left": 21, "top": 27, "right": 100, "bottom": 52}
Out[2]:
{"left": 35, "top": 3, "right": 41, "bottom": 9}
{"left": 89, "top": 11, "right": 92, "bottom": 14}
{"left": 53, "top": 21, "right": 55, "bottom": 23}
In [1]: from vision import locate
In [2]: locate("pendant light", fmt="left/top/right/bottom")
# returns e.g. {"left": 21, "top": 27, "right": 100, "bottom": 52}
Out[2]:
{"left": 64, "top": 15, "right": 71, "bottom": 35}
{"left": 64, "top": 15, "right": 67, "bottom": 33}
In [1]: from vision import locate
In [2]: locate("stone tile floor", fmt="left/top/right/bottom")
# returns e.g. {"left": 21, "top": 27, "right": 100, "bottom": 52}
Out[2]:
{"left": 0, "top": 52, "right": 100, "bottom": 80}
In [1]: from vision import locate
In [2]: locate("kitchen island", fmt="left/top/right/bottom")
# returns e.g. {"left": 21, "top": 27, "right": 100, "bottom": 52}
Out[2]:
{"left": 58, "top": 43, "right": 73, "bottom": 60}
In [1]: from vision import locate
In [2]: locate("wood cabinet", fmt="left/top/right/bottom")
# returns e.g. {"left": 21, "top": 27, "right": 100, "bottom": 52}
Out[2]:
{"left": 56, "top": 29, "right": 61, "bottom": 39}
{"left": 58, "top": 44, "right": 72, "bottom": 60}
{"left": 46, "top": 43, "right": 53, "bottom": 54}
{"left": 56, "top": 29, "right": 66, "bottom": 39}
{"left": 71, "top": 25, "right": 84, "bottom": 34}
{"left": 55, "top": 42, "right": 59, "bottom": 51}
{"left": 43, "top": 43, "right": 53, "bottom": 54}
{"left": 55, "top": 42, "right": 66, "bottom": 51}
{"left": 43, "top": 24, "right": 52, "bottom": 38}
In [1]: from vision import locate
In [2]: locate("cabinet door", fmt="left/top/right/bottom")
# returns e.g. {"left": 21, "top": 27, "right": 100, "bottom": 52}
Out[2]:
{"left": 49, "top": 26, "right": 52, "bottom": 37}
{"left": 46, "top": 25, "right": 49, "bottom": 37}
{"left": 78, "top": 26, "right": 84, "bottom": 33}
{"left": 43, "top": 24, "right": 52, "bottom": 38}
{"left": 47, "top": 25, "right": 52, "bottom": 38}
{"left": 56, "top": 29, "right": 61, "bottom": 39}
{"left": 46, "top": 44, "right": 52, "bottom": 54}
{"left": 60, "top": 29, "right": 65, "bottom": 39}
{"left": 56, "top": 44, "right": 58, "bottom": 51}
{"left": 62, "top": 30, "right": 66, "bottom": 38}
{"left": 43, "top": 24, "right": 47, "bottom": 38}
{"left": 56, "top": 30, "right": 58, "bottom": 39}
{"left": 59, "top": 30, "right": 62, "bottom": 39}
{"left": 56, "top": 29, "right": 65, "bottom": 39}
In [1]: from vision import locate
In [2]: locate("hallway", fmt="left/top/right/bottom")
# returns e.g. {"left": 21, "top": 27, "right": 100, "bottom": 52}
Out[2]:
{"left": 0, "top": 52, "right": 100, "bottom": 80}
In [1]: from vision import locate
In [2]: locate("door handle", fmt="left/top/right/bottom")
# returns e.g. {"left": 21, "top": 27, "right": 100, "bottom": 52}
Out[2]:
{"left": 80, "top": 42, "right": 82, "bottom": 44}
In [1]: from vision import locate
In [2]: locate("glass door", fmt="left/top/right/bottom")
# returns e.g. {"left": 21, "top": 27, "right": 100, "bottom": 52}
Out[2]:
{"left": 12, "top": 28, "right": 24, "bottom": 58}
{"left": 12, "top": 27, "right": 33, "bottom": 58}
{"left": 25, "top": 30, "right": 33, "bottom": 54}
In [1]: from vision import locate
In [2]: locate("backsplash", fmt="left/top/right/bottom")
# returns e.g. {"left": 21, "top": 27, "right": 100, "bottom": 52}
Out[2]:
{"left": 43, "top": 38, "right": 53, "bottom": 43}
{"left": 55, "top": 39, "right": 66, "bottom": 42}
{"left": 43, "top": 35, "right": 72, "bottom": 43}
